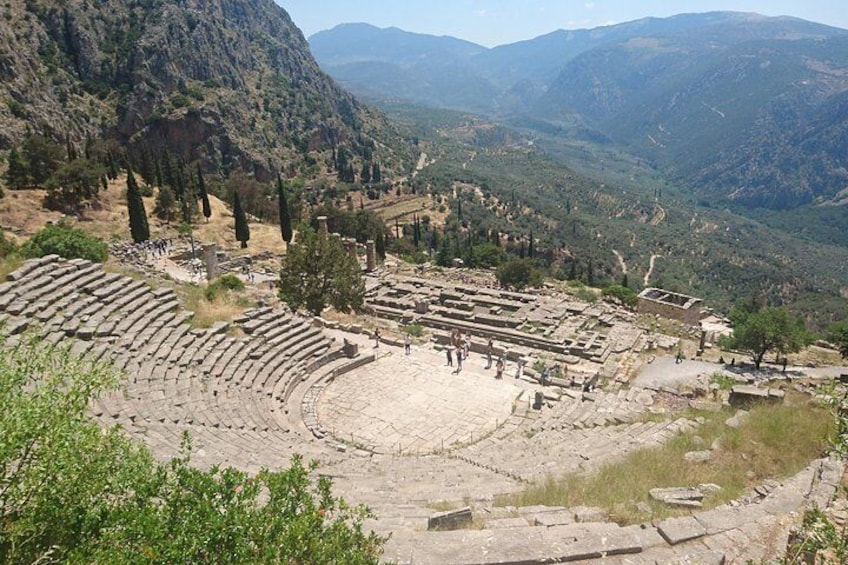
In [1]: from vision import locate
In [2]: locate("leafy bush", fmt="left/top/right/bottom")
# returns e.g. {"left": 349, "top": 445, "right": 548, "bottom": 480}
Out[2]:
{"left": 20, "top": 221, "right": 108, "bottom": 262}
{"left": 205, "top": 273, "right": 246, "bottom": 301}
{"left": 403, "top": 324, "right": 425, "bottom": 337}
{"left": 602, "top": 284, "right": 638, "bottom": 307}
{"left": 496, "top": 258, "right": 542, "bottom": 291}
{"left": 0, "top": 332, "right": 385, "bottom": 563}
{"left": 0, "top": 228, "right": 17, "bottom": 258}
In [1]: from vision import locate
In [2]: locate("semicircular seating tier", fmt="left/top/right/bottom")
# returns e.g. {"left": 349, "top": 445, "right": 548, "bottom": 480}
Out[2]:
{"left": 0, "top": 255, "right": 353, "bottom": 471}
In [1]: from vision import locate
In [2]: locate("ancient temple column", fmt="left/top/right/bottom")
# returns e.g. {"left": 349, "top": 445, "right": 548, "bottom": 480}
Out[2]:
{"left": 317, "top": 215, "right": 328, "bottom": 237}
{"left": 366, "top": 239, "right": 376, "bottom": 271}
{"left": 202, "top": 244, "right": 219, "bottom": 281}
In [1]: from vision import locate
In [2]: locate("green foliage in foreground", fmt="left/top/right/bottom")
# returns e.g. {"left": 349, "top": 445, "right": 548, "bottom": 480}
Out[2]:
{"left": 0, "top": 332, "right": 384, "bottom": 564}
{"left": 20, "top": 220, "right": 108, "bottom": 263}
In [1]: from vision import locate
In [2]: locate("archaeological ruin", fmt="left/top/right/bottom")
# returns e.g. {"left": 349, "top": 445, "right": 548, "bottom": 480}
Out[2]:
{"left": 0, "top": 254, "right": 844, "bottom": 564}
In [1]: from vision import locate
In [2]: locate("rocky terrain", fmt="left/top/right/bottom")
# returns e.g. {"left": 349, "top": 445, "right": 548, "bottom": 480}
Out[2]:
{"left": 0, "top": 0, "right": 405, "bottom": 179}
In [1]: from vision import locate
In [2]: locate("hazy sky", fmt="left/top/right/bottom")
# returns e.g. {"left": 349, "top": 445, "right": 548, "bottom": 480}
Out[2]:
{"left": 278, "top": 1, "right": 848, "bottom": 47}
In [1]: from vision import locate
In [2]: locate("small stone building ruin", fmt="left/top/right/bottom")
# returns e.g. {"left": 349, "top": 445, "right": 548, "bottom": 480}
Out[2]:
{"left": 637, "top": 287, "right": 703, "bottom": 326}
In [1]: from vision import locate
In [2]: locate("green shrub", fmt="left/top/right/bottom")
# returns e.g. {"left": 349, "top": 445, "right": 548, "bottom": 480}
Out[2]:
{"left": 602, "top": 284, "right": 638, "bottom": 307}
{"left": 403, "top": 324, "right": 425, "bottom": 337}
{"left": 0, "top": 228, "right": 17, "bottom": 258}
{"left": 20, "top": 221, "right": 108, "bottom": 262}
{"left": 205, "top": 273, "right": 245, "bottom": 301}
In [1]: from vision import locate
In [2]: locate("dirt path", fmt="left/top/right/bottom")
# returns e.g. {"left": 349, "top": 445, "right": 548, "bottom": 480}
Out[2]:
{"left": 612, "top": 249, "right": 627, "bottom": 275}
{"left": 411, "top": 152, "right": 428, "bottom": 179}
{"left": 644, "top": 253, "right": 661, "bottom": 286}
{"left": 651, "top": 204, "right": 666, "bottom": 226}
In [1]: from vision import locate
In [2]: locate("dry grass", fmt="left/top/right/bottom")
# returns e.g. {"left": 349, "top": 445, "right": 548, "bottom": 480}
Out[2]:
{"left": 501, "top": 393, "right": 833, "bottom": 524}
{"left": 172, "top": 283, "right": 251, "bottom": 329}
{"left": 0, "top": 255, "right": 24, "bottom": 280}
{"left": 0, "top": 180, "right": 288, "bottom": 261}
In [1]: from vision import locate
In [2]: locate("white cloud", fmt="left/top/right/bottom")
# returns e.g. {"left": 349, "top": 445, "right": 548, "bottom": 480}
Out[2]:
{"left": 474, "top": 9, "right": 487, "bottom": 17}
{"left": 584, "top": 2, "right": 596, "bottom": 10}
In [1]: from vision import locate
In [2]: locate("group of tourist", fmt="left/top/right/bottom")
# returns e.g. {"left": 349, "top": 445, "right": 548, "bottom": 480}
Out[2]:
{"left": 139, "top": 237, "right": 171, "bottom": 257}
{"left": 370, "top": 325, "right": 535, "bottom": 381}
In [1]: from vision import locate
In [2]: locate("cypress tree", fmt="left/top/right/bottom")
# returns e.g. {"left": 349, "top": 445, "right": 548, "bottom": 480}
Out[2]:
{"left": 360, "top": 162, "right": 371, "bottom": 184}
{"left": 233, "top": 191, "right": 250, "bottom": 249}
{"left": 126, "top": 167, "right": 150, "bottom": 243}
{"left": 277, "top": 175, "right": 293, "bottom": 243}
{"left": 412, "top": 215, "right": 420, "bottom": 248}
{"left": 372, "top": 162, "right": 381, "bottom": 183}
{"left": 197, "top": 165, "right": 211, "bottom": 223}
{"left": 528, "top": 232, "right": 535, "bottom": 259}
{"left": 65, "top": 134, "right": 77, "bottom": 161}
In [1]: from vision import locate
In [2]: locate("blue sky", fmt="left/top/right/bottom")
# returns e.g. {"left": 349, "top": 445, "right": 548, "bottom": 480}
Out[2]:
{"left": 278, "top": 1, "right": 848, "bottom": 47}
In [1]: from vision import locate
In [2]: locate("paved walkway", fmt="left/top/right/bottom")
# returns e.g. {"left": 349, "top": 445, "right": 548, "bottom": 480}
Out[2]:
{"left": 317, "top": 336, "right": 524, "bottom": 455}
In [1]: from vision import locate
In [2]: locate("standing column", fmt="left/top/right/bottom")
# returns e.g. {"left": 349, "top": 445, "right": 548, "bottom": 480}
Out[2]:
{"left": 366, "top": 239, "right": 376, "bottom": 272}
{"left": 202, "top": 244, "right": 219, "bottom": 281}
{"left": 317, "top": 215, "right": 328, "bottom": 237}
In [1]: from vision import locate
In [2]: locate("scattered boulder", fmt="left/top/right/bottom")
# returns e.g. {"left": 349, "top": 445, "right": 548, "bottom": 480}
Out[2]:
{"left": 650, "top": 487, "right": 704, "bottom": 507}
{"left": 684, "top": 450, "right": 712, "bottom": 463}
{"left": 725, "top": 409, "right": 749, "bottom": 429}
{"left": 427, "top": 506, "right": 472, "bottom": 531}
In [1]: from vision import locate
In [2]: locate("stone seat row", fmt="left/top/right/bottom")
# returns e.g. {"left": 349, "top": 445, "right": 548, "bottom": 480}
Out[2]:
{"left": 459, "top": 417, "right": 700, "bottom": 483}
{"left": 2, "top": 258, "right": 340, "bottom": 468}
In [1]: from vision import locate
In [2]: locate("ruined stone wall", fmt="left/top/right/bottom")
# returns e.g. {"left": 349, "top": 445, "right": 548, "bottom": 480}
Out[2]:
{"left": 637, "top": 288, "right": 703, "bottom": 326}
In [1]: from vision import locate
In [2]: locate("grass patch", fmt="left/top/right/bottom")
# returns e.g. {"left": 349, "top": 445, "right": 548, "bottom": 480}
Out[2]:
{"left": 500, "top": 394, "right": 832, "bottom": 524}
{"left": 402, "top": 323, "right": 425, "bottom": 338}
{"left": 0, "top": 254, "right": 24, "bottom": 280}
{"left": 709, "top": 372, "right": 737, "bottom": 391}
{"left": 176, "top": 283, "right": 251, "bottom": 329}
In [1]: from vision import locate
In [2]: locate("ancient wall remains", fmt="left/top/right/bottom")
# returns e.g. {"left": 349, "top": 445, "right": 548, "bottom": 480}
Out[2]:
{"left": 637, "top": 288, "right": 703, "bottom": 326}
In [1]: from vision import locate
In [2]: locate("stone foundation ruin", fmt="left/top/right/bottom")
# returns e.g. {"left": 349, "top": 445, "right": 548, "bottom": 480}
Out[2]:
{"left": 637, "top": 287, "right": 703, "bottom": 326}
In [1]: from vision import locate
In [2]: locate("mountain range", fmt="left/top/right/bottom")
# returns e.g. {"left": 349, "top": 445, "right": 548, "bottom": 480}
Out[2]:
{"left": 310, "top": 13, "right": 848, "bottom": 210}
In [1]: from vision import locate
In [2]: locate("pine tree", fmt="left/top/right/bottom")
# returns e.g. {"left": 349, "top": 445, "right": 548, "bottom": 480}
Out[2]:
{"left": 126, "top": 167, "right": 150, "bottom": 243}
{"left": 277, "top": 176, "right": 293, "bottom": 244}
{"left": 233, "top": 191, "right": 250, "bottom": 249}
{"left": 197, "top": 165, "right": 211, "bottom": 223}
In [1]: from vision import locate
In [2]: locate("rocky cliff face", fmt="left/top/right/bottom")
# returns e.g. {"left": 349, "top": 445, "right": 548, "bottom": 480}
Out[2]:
{"left": 0, "top": 0, "right": 382, "bottom": 179}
